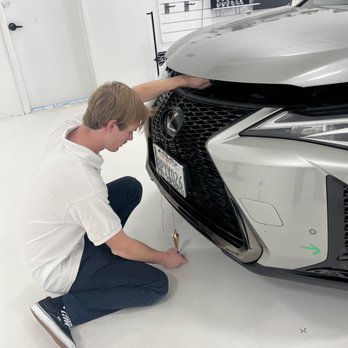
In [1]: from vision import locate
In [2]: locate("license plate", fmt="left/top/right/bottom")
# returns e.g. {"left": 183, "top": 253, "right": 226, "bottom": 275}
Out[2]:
{"left": 153, "top": 144, "right": 186, "bottom": 197}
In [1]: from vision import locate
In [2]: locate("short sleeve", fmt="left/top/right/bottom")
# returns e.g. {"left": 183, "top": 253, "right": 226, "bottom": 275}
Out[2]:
{"left": 68, "top": 191, "right": 122, "bottom": 245}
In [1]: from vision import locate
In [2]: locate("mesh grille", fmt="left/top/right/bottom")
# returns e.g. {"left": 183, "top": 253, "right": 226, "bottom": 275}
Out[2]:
{"left": 339, "top": 187, "right": 348, "bottom": 260}
{"left": 305, "top": 177, "right": 348, "bottom": 279}
{"left": 149, "top": 90, "right": 259, "bottom": 248}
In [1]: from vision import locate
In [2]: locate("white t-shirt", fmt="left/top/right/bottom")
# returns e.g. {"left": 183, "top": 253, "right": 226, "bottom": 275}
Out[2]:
{"left": 19, "top": 119, "right": 122, "bottom": 294}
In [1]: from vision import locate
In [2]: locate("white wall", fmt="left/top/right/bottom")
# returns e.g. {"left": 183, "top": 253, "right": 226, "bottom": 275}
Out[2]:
{"left": 0, "top": 26, "right": 23, "bottom": 118}
{"left": 84, "top": 0, "right": 162, "bottom": 87}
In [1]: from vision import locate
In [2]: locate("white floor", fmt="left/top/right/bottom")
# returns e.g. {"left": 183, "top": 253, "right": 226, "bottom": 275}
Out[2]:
{"left": 1, "top": 104, "right": 348, "bottom": 348}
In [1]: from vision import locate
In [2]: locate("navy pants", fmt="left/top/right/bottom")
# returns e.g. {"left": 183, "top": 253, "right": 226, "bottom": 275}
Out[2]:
{"left": 62, "top": 176, "right": 169, "bottom": 326}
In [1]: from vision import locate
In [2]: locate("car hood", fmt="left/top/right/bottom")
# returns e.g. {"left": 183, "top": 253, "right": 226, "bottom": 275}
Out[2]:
{"left": 165, "top": 6, "right": 348, "bottom": 87}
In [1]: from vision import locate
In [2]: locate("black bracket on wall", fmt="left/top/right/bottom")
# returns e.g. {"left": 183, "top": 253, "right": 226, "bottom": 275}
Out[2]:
{"left": 184, "top": 1, "right": 196, "bottom": 12}
{"left": 164, "top": 3, "right": 176, "bottom": 14}
{"left": 146, "top": 11, "right": 160, "bottom": 77}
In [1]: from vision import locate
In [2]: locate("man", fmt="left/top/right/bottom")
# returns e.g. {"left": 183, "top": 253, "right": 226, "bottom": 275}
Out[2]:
{"left": 19, "top": 75, "right": 210, "bottom": 348}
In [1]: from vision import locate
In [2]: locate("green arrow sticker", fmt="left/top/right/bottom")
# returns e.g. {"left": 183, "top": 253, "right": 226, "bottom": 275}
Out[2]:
{"left": 301, "top": 244, "right": 321, "bottom": 255}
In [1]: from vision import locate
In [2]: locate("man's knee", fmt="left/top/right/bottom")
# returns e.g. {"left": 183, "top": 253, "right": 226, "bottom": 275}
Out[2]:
{"left": 156, "top": 271, "right": 169, "bottom": 297}
{"left": 146, "top": 270, "right": 169, "bottom": 305}
{"left": 123, "top": 176, "right": 143, "bottom": 205}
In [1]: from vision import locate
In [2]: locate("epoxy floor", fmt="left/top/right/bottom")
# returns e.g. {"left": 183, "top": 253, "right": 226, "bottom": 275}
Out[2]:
{"left": 1, "top": 104, "right": 348, "bottom": 348}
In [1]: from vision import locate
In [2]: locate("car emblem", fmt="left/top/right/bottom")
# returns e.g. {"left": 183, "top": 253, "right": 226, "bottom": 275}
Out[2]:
{"left": 161, "top": 107, "right": 185, "bottom": 139}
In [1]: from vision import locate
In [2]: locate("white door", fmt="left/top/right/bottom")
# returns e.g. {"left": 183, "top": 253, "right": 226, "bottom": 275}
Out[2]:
{"left": 0, "top": 26, "right": 24, "bottom": 118}
{"left": 2, "top": 0, "right": 96, "bottom": 110}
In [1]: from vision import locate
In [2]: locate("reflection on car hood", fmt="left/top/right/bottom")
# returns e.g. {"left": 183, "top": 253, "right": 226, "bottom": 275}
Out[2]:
{"left": 165, "top": 6, "right": 348, "bottom": 87}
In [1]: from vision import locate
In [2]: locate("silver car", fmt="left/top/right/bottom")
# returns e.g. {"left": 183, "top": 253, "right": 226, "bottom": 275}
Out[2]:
{"left": 146, "top": 0, "right": 348, "bottom": 287}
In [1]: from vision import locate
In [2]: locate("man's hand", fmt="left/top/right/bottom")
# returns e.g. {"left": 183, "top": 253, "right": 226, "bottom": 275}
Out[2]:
{"left": 162, "top": 247, "right": 188, "bottom": 269}
{"left": 177, "top": 75, "right": 212, "bottom": 90}
{"left": 106, "top": 230, "right": 188, "bottom": 269}
{"left": 133, "top": 75, "right": 211, "bottom": 102}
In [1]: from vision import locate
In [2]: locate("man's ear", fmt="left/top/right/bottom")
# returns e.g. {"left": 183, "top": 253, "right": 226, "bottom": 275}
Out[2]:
{"left": 106, "top": 119, "right": 118, "bottom": 132}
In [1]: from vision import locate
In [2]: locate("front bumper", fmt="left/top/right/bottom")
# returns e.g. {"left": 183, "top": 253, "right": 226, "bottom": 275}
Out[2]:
{"left": 146, "top": 87, "right": 348, "bottom": 286}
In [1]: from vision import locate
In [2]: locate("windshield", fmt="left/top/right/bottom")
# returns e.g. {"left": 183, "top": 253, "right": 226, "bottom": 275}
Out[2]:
{"left": 300, "top": 0, "right": 348, "bottom": 8}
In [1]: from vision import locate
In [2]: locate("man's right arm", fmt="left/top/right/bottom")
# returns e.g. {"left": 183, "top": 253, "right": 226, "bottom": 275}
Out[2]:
{"left": 132, "top": 75, "right": 211, "bottom": 103}
{"left": 105, "top": 230, "right": 187, "bottom": 269}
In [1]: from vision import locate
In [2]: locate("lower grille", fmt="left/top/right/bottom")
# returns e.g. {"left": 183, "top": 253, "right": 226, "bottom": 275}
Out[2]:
{"left": 148, "top": 89, "right": 260, "bottom": 249}
{"left": 300, "top": 176, "right": 348, "bottom": 280}
{"left": 337, "top": 184, "right": 348, "bottom": 261}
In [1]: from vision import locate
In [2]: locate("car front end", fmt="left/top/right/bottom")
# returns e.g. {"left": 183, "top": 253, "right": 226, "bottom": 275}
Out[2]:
{"left": 146, "top": 0, "right": 348, "bottom": 287}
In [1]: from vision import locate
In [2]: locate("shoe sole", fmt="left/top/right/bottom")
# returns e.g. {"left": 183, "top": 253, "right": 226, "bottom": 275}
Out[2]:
{"left": 30, "top": 303, "right": 76, "bottom": 348}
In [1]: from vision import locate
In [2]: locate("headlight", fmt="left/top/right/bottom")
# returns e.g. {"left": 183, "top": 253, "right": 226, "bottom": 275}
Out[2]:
{"left": 241, "top": 108, "right": 348, "bottom": 150}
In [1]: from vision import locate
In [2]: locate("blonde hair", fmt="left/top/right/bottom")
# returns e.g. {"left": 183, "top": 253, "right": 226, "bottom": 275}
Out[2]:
{"left": 83, "top": 81, "right": 150, "bottom": 130}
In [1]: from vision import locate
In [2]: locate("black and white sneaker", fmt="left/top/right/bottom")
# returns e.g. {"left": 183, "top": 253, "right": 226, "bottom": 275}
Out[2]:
{"left": 30, "top": 296, "right": 76, "bottom": 348}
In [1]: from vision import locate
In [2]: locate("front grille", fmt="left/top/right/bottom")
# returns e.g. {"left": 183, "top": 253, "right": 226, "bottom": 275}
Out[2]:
{"left": 148, "top": 89, "right": 260, "bottom": 248}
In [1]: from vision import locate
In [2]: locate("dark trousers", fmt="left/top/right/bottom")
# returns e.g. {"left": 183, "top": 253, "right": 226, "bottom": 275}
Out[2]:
{"left": 62, "top": 176, "right": 168, "bottom": 326}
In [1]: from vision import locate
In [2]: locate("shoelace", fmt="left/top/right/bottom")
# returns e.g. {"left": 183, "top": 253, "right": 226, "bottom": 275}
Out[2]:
{"left": 61, "top": 306, "right": 73, "bottom": 328}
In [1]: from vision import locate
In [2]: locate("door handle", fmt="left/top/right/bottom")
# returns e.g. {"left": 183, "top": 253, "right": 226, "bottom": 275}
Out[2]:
{"left": 8, "top": 23, "right": 23, "bottom": 31}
